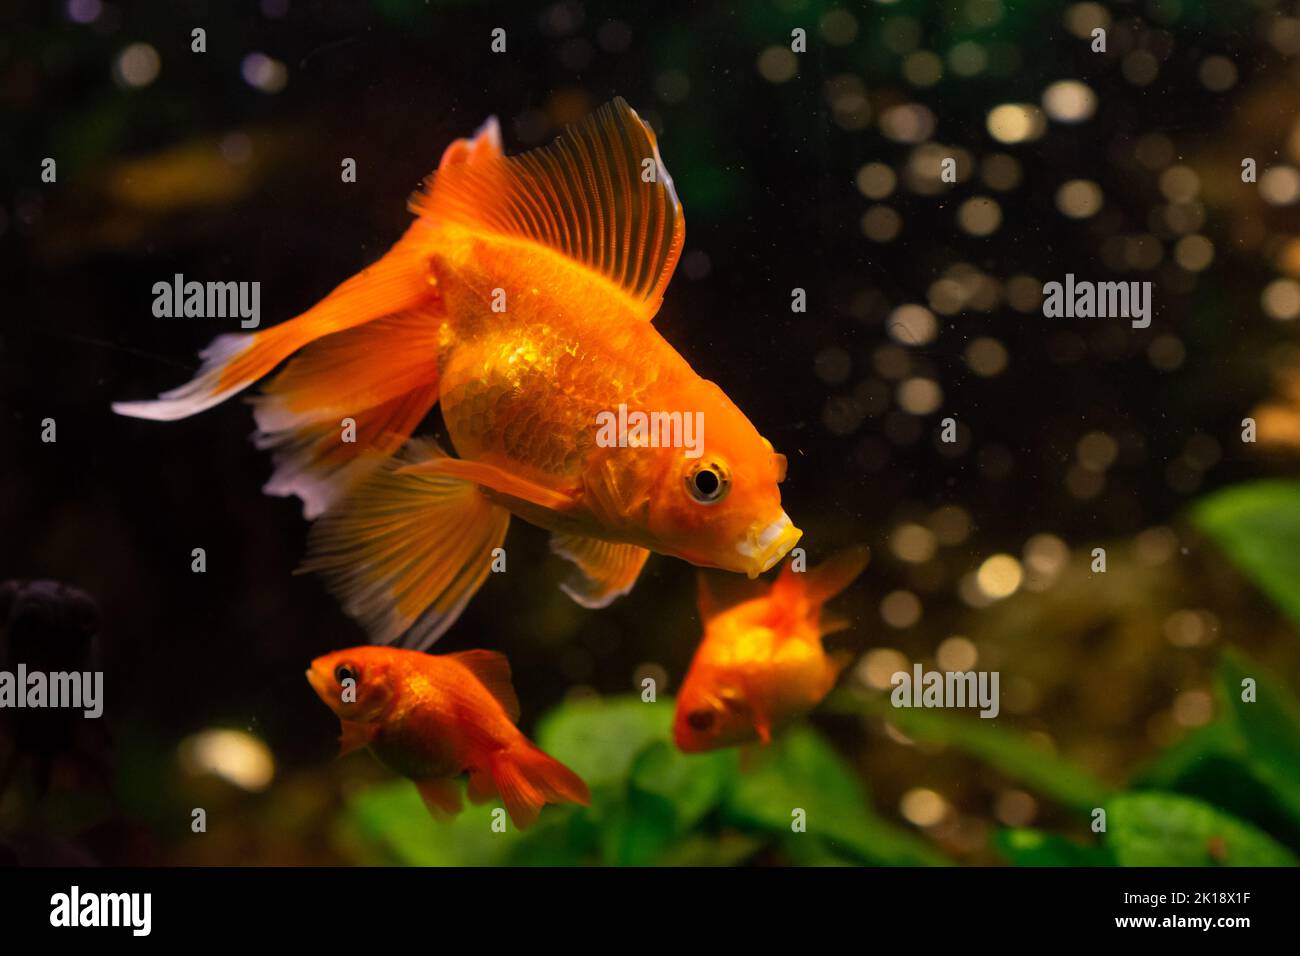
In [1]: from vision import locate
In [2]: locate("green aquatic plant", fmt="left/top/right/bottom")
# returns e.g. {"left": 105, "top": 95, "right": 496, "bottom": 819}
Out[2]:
{"left": 1193, "top": 480, "right": 1300, "bottom": 630}
{"left": 337, "top": 478, "right": 1300, "bottom": 867}
{"left": 339, "top": 641, "right": 1300, "bottom": 866}
{"left": 340, "top": 639, "right": 1300, "bottom": 867}
{"left": 341, "top": 695, "right": 944, "bottom": 867}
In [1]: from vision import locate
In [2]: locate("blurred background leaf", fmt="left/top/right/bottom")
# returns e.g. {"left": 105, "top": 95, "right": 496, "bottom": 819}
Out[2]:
{"left": 722, "top": 724, "right": 949, "bottom": 866}
{"left": 1194, "top": 481, "right": 1300, "bottom": 629}
{"left": 1132, "top": 648, "right": 1300, "bottom": 850}
{"left": 346, "top": 781, "right": 519, "bottom": 867}
{"left": 1104, "top": 792, "right": 1298, "bottom": 867}
{"left": 825, "top": 689, "right": 1113, "bottom": 813}
{"left": 995, "top": 829, "right": 1113, "bottom": 867}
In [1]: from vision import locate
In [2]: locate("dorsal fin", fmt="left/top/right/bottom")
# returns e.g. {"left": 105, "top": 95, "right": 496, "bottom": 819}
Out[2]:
{"left": 437, "top": 116, "right": 503, "bottom": 169}
{"left": 411, "top": 98, "right": 685, "bottom": 319}
{"left": 448, "top": 649, "right": 520, "bottom": 723}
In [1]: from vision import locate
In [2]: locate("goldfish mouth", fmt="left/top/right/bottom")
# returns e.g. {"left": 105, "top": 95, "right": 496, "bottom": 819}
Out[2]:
{"left": 305, "top": 667, "right": 332, "bottom": 700}
{"left": 737, "top": 513, "right": 802, "bottom": 578}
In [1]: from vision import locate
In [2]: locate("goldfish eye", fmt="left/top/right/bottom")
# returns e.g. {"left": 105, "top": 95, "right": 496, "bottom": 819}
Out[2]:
{"left": 686, "top": 709, "right": 717, "bottom": 732}
{"left": 334, "top": 663, "right": 357, "bottom": 685}
{"left": 685, "top": 461, "right": 730, "bottom": 505}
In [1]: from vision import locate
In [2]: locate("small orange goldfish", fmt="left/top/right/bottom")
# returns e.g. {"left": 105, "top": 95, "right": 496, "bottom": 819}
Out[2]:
{"left": 306, "top": 645, "right": 589, "bottom": 828}
{"left": 673, "top": 547, "right": 869, "bottom": 753}
{"left": 116, "top": 98, "right": 800, "bottom": 647}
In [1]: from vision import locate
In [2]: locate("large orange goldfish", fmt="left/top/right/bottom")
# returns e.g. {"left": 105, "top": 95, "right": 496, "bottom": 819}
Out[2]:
{"left": 306, "top": 645, "right": 589, "bottom": 828}
{"left": 673, "top": 547, "right": 868, "bottom": 753}
{"left": 115, "top": 98, "right": 800, "bottom": 647}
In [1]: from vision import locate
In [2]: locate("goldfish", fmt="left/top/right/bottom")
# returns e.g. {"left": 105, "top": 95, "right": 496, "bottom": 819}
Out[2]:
{"left": 673, "top": 547, "right": 869, "bottom": 753}
{"left": 306, "top": 645, "right": 589, "bottom": 828}
{"left": 114, "top": 98, "right": 801, "bottom": 647}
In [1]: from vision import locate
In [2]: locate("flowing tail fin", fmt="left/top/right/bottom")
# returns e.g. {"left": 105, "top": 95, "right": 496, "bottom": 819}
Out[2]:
{"left": 111, "top": 230, "right": 437, "bottom": 422}
{"left": 112, "top": 111, "right": 507, "bottom": 426}
{"left": 485, "top": 741, "right": 590, "bottom": 830}
{"left": 798, "top": 545, "right": 870, "bottom": 605}
{"left": 771, "top": 545, "right": 869, "bottom": 633}
{"left": 300, "top": 440, "right": 510, "bottom": 648}
{"left": 251, "top": 310, "right": 443, "bottom": 518}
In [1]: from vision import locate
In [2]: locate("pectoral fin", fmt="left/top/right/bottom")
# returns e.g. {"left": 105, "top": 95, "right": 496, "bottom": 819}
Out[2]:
{"left": 415, "top": 778, "right": 465, "bottom": 818}
{"left": 338, "top": 720, "right": 376, "bottom": 757}
{"left": 550, "top": 533, "right": 650, "bottom": 608}
{"left": 582, "top": 457, "right": 653, "bottom": 529}
{"left": 397, "top": 456, "right": 574, "bottom": 511}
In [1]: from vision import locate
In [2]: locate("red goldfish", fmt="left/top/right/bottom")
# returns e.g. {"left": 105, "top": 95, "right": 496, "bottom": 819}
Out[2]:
{"left": 115, "top": 98, "right": 800, "bottom": 647}
{"left": 673, "top": 547, "right": 869, "bottom": 753}
{"left": 306, "top": 645, "right": 589, "bottom": 828}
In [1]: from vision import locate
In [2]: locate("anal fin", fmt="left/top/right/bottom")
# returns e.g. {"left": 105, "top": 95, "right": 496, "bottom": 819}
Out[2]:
{"left": 301, "top": 439, "right": 510, "bottom": 648}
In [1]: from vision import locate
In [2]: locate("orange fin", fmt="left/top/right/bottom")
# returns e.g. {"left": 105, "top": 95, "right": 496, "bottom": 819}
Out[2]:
{"left": 549, "top": 534, "right": 650, "bottom": 608}
{"left": 805, "top": 546, "right": 870, "bottom": 604}
{"left": 773, "top": 546, "right": 869, "bottom": 609}
{"left": 818, "top": 611, "right": 852, "bottom": 637}
{"left": 827, "top": 649, "right": 855, "bottom": 681}
{"left": 252, "top": 311, "right": 443, "bottom": 518}
{"left": 448, "top": 649, "right": 520, "bottom": 723}
{"left": 338, "top": 719, "right": 375, "bottom": 756}
{"left": 397, "top": 455, "right": 574, "bottom": 511}
{"left": 415, "top": 778, "right": 465, "bottom": 818}
{"left": 301, "top": 439, "right": 510, "bottom": 648}
{"left": 411, "top": 98, "right": 685, "bottom": 320}
{"left": 112, "top": 229, "right": 435, "bottom": 421}
{"left": 582, "top": 457, "right": 654, "bottom": 529}
{"left": 255, "top": 387, "right": 439, "bottom": 520}
{"left": 466, "top": 767, "right": 496, "bottom": 805}
{"left": 488, "top": 743, "right": 591, "bottom": 830}
{"left": 437, "top": 116, "right": 503, "bottom": 169}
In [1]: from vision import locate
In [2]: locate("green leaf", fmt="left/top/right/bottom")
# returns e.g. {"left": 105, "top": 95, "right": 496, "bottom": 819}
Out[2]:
{"left": 605, "top": 742, "right": 738, "bottom": 866}
{"left": 722, "top": 724, "right": 950, "bottom": 866}
{"left": 1105, "top": 792, "right": 1299, "bottom": 866}
{"left": 778, "top": 833, "right": 860, "bottom": 867}
{"left": 1133, "top": 649, "right": 1300, "bottom": 846}
{"left": 654, "top": 832, "right": 766, "bottom": 867}
{"left": 346, "top": 780, "right": 521, "bottom": 866}
{"left": 1216, "top": 648, "right": 1300, "bottom": 821}
{"left": 597, "top": 788, "right": 679, "bottom": 866}
{"left": 536, "top": 696, "right": 674, "bottom": 789}
{"left": 534, "top": 695, "right": 740, "bottom": 865}
{"left": 1193, "top": 479, "right": 1300, "bottom": 628}
{"left": 824, "top": 689, "right": 1113, "bottom": 813}
{"left": 629, "top": 740, "right": 738, "bottom": 833}
{"left": 995, "top": 828, "right": 1113, "bottom": 866}
{"left": 503, "top": 806, "right": 599, "bottom": 867}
